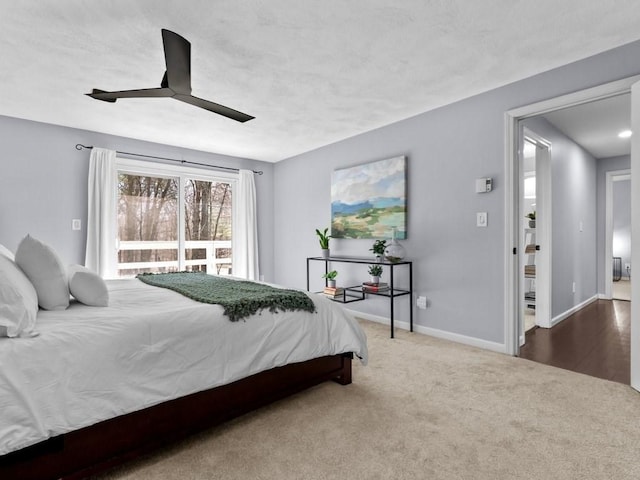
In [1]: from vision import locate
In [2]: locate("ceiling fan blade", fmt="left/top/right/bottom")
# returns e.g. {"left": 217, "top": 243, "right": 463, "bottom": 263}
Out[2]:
{"left": 162, "top": 29, "right": 191, "bottom": 95}
{"left": 87, "top": 87, "right": 174, "bottom": 102}
{"left": 175, "top": 94, "right": 254, "bottom": 123}
{"left": 87, "top": 30, "right": 254, "bottom": 122}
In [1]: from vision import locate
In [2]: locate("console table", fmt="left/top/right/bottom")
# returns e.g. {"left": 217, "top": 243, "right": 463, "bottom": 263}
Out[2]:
{"left": 306, "top": 256, "right": 413, "bottom": 338}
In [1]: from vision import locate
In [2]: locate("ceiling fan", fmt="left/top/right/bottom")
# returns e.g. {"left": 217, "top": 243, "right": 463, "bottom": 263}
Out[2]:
{"left": 87, "top": 29, "right": 254, "bottom": 123}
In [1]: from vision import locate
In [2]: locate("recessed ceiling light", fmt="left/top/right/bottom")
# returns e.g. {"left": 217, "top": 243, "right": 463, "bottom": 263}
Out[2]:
{"left": 618, "top": 130, "right": 632, "bottom": 138}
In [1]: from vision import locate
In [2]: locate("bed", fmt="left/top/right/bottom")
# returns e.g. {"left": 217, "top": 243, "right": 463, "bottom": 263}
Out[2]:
{"left": 0, "top": 277, "right": 368, "bottom": 480}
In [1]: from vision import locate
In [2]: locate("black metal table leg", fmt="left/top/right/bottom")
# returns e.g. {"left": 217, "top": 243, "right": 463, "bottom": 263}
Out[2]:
{"left": 409, "top": 262, "right": 413, "bottom": 332}
{"left": 390, "top": 264, "right": 395, "bottom": 338}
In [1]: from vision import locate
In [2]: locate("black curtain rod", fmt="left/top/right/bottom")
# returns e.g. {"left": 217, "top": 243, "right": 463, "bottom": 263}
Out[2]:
{"left": 75, "top": 144, "right": 263, "bottom": 175}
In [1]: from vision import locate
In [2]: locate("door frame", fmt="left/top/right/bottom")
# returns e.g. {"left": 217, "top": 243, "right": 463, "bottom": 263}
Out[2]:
{"left": 630, "top": 81, "right": 640, "bottom": 390}
{"left": 504, "top": 74, "right": 640, "bottom": 358}
{"left": 605, "top": 169, "right": 631, "bottom": 299}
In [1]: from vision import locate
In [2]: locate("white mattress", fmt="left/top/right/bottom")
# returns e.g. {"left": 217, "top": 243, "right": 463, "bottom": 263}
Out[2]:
{"left": 0, "top": 278, "right": 367, "bottom": 455}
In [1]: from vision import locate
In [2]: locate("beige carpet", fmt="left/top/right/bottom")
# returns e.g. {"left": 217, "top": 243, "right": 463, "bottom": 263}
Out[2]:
{"left": 94, "top": 320, "right": 640, "bottom": 480}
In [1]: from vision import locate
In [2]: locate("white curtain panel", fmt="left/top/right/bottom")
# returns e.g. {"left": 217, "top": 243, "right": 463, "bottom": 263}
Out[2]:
{"left": 85, "top": 148, "right": 117, "bottom": 278}
{"left": 233, "top": 170, "right": 260, "bottom": 280}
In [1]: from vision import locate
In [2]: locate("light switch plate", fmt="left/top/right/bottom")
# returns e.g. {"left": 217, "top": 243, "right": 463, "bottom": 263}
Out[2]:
{"left": 476, "top": 212, "right": 487, "bottom": 227}
{"left": 72, "top": 219, "right": 81, "bottom": 231}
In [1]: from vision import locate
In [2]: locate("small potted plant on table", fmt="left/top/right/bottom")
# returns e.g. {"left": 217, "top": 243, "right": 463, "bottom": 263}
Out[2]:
{"left": 322, "top": 270, "right": 338, "bottom": 288}
{"left": 370, "top": 239, "right": 387, "bottom": 260}
{"left": 368, "top": 264, "right": 383, "bottom": 284}
{"left": 315, "top": 227, "right": 331, "bottom": 258}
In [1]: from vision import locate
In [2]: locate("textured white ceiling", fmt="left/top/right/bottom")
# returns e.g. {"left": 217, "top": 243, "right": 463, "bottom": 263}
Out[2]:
{"left": 2, "top": 0, "right": 640, "bottom": 162}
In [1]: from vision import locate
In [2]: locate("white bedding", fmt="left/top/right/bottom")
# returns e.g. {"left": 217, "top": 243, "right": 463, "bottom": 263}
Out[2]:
{"left": 0, "top": 278, "right": 367, "bottom": 456}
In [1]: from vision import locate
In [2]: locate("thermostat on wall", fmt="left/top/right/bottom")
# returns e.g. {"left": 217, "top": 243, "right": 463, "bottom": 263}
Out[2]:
{"left": 475, "top": 177, "right": 492, "bottom": 193}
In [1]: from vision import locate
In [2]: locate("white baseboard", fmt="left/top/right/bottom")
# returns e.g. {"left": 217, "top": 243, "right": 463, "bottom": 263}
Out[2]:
{"left": 550, "top": 295, "right": 598, "bottom": 327}
{"left": 347, "top": 309, "right": 508, "bottom": 354}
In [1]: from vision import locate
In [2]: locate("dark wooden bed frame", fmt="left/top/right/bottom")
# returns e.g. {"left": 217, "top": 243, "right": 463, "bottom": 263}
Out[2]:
{"left": 0, "top": 353, "right": 352, "bottom": 480}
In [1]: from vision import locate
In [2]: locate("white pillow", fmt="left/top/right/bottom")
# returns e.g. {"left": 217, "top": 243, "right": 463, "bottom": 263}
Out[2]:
{"left": 15, "top": 235, "right": 70, "bottom": 311}
{"left": 68, "top": 264, "right": 109, "bottom": 307}
{"left": 0, "top": 254, "right": 38, "bottom": 337}
{"left": 0, "top": 243, "right": 14, "bottom": 261}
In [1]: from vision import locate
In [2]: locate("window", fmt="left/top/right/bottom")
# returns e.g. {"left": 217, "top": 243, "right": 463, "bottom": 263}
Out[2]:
{"left": 115, "top": 159, "right": 235, "bottom": 277}
{"left": 184, "top": 179, "right": 232, "bottom": 274}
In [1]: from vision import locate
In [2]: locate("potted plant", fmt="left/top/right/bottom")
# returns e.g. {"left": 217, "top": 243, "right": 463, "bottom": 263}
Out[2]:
{"left": 525, "top": 211, "right": 536, "bottom": 228}
{"left": 322, "top": 270, "right": 338, "bottom": 288}
{"left": 315, "top": 227, "right": 331, "bottom": 258}
{"left": 368, "top": 264, "right": 383, "bottom": 284}
{"left": 369, "top": 239, "right": 387, "bottom": 260}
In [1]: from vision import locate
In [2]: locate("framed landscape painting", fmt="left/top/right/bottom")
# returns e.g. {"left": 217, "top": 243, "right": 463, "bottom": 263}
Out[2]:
{"left": 331, "top": 156, "right": 406, "bottom": 239}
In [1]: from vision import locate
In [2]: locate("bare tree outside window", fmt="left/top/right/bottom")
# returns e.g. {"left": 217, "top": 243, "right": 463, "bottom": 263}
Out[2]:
{"left": 184, "top": 179, "right": 232, "bottom": 274}
{"left": 117, "top": 173, "right": 232, "bottom": 277}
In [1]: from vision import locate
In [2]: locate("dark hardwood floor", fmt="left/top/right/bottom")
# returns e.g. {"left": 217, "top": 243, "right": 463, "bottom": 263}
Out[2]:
{"left": 518, "top": 299, "right": 630, "bottom": 384}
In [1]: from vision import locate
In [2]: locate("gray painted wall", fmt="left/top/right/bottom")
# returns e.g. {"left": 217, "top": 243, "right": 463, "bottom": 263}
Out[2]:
{"left": 0, "top": 116, "right": 275, "bottom": 280}
{"left": 273, "top": 39, "right": 640, "bottom": 345}
{"left": 596, "top": 155, "right": 631, "bottom": 292}
{"left": 522, "top": 117, "right": 598, "bottom": 318}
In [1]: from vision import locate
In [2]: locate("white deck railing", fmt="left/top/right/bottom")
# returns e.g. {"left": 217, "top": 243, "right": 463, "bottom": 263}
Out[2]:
{"left": 117, "top": 240, "right": 232, "bottom": 275}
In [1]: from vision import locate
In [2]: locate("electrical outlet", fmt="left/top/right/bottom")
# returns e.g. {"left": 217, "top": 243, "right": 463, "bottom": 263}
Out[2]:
{"left": 416, "top": 296, "right": 428, "bottom": 309}
{"left": 625, "top": 263, "right": 631, "bottom": 270}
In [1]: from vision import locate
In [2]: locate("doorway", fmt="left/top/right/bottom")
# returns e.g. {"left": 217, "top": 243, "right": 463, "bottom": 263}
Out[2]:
{"left": 607, "top": 171, "right": 632, "bottom": 301}
{"left": 505, "top": 75, "right": 639, "bottom": 389}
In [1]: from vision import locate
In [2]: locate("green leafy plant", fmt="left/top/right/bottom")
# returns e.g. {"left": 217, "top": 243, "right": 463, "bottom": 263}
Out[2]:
{"left": 525, "top": 211, "right": 536, "bottom": 220}
{"left": 368, "top": 264, "right": 383, "bottom": 277}
{"left": 322, "top": 270, "right": 338, "bottom": 280}
{"left": 315, "top": 227, "right": 331, "bottom": 249}
{"left": 369, "top": 239, "right": 387, "bottom": 256}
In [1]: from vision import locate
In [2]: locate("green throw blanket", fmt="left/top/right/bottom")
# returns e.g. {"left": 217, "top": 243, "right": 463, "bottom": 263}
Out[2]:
{"left": 136, "top": 272, "right": 316, "bottom": 322}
